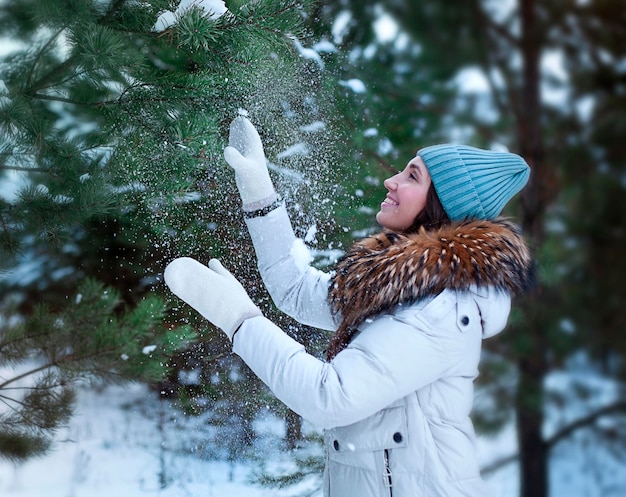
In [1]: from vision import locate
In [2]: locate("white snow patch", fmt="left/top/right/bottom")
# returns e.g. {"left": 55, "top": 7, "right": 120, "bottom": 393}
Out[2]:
{"left": 0, "top": 38, "right": 22, "bottom": 57}
{"left": 312, "top": 39, "right": 337, "bottom": 54}
{"left": 541, "top": 50, "right": 570, "bottom": 107}
{"left": 277, "top": 143, "right": 309, "bottom": 159}
{"left": 454, "top": 66, "right": 491, "bottom": 93}
{"left": 53, "top": 194, "right": 73, "bottom": 204}
{"left": 0, "top": 79, "right": 10, "bottom": 106}
{"left": 153, "top": 0, "right": 228, "bottom": 32}
{"left": 482, "top": 0, "right": 517, "bottom": 24}
{"left": 142, "top": 345, "right": 157, "bottom": 355}
{"left": 154, "top": 10, "right": 176, "bottom": 32}
{"left": 173, "top": 191, "right": 201, "bottom": 204}
{"left": 575, "top": 95, "right": 595, "bottom": 122}
{"left": 542, "top": 49, "right": 568, "bottom": 82}
{"left": 51, "top": 266, "right": 74, "bottom": 282}
{"left": 363, "top": 128, "right": 378, "bottom": 138}
{"left": 304, "top": 224, "right": 317, "bottom": 243}
{"left": 1, "top": 257, "right": 45, "bottom": 287}
{"left": 559, "top": 318, "right": 576, "bottom": 334}
{"left": 34, "top": 184, "right": 49, "bottom": 195}
{"left": 339, "top": 78, "right": 366, "bottom": 94}
{"left": 179, "top": 368, "right": 202, "bottom": 385}
{"left": 331, "top": 10, "right": 352, "bottom": 45}
{"left": 300, "top": 121, "right": 326, "bottom": 133}
{"left": 373, "top": 6, "right": 398, "bottom": 43}
{"left": 111, "top": 182, "right": 146, "bottom": 194}
{"left": 0, "top": 169, "right": 28, "bottom": 204}
{"left": 377, "top": 137, "right": 393, "bottom": 155}
{"left": 291, "top": 37, "right": 324, "bottom": 69}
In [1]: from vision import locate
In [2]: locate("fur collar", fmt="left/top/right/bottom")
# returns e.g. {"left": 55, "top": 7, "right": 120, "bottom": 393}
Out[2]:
{"left": 326, "top": 218, "right": 533, "bottom": 359}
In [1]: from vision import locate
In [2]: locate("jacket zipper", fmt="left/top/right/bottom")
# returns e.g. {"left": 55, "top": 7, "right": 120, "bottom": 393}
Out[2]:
{"left": 383, "top": 449, "right": 393, "bottom": 496}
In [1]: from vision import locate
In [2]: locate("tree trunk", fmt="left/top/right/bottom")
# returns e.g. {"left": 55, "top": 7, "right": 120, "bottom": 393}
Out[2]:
{"left": 516, "top": 345, "right": 548, "bottom": 497}
{"left": 517, "top": 1, "right": 550, "bottom": 496}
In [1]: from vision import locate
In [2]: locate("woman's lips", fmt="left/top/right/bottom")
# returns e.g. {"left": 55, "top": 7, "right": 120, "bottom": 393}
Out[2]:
{"left": 381, "top": 196, "right": 398, "bottom": 208}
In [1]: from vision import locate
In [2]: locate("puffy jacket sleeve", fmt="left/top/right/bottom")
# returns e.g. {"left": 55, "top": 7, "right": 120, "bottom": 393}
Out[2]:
{"left": 232, "top": 303, "right": 471, "bottom": 429}
{"left": 244, "top": 204, "right": 336, "bottom": 331}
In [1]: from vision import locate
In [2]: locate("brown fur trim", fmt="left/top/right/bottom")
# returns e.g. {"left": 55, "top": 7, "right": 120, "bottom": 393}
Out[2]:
{"left": 326, "top": 218, "right": 533, "bottom": 359}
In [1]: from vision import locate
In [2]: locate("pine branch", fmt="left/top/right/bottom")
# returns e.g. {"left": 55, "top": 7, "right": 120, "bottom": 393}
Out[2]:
{"left": 545, "top": 401, "right": 626, "bottom": 449}
{"left": 0, "top": 348, "right": 144, "bottom": 391}
{"left": 26, "top": 55, "right": 78, "bottom": 96}
{"left": 0, "top": 363, "right": 55, "bottom": 390}
{"left": 238, "top": 1, "right": 304, "bottom": 32}
{"left": 0, "top": 392, "right": 29, "bottom": 410}
{"left": 103, "top": 0, "right": 129, "bottom": 22}
{"left": 469, "top": 0, "right": 520, "bottom": 47}
{"left": 18, "top": 93, "right": 86, "bottom": 106}
{"left": 25, "top": 27, "right": 68, "bottom": 89}
{"left": 0, "top": 335, "right": 156, "bottom": 390}
{"left": 481, "top": 452, "right": 519, "bottom": 476}
{"left": 107, "top": 83, "right": 210, "bottom": 106}
{"left": 24, "top": 0, "right": 131, "bottom": 95}
{"left": 481, "top": 400, "right": 626, "bottom": 476}
{"left": 0, "top": 164, "right": 48, "bottom": 173}
{"left": 468, "top": 0, "right": 523, "bottom": 123}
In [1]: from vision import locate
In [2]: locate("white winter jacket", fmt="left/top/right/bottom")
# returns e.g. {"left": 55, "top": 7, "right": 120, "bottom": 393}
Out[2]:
{"left": 233, "top": 205, "right": 520, "bottom": 497}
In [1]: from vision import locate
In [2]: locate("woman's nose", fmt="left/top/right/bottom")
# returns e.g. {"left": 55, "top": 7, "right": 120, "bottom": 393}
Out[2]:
{"left": 384, "top": 174, "right": 398, "bottom": 190}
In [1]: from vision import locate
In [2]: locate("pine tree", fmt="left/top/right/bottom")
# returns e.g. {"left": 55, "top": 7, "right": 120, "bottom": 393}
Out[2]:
{"left": 0, "top": 278, "right": 196, "bottom": 460}
{"left": 0, "top": 0, "right": 335, "bottom": 462}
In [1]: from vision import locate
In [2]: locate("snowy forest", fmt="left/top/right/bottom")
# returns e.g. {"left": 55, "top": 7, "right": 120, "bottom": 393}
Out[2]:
{"left": 1, "top": 0, "right": 625, "bottom": 496}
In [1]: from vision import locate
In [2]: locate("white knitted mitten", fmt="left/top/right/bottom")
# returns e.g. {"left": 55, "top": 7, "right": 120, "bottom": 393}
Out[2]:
{"left": 223, "top": 116, "right": 276, "bottom": 210}
{"left": 164, "top": 257, "right": 261, "bottom": 341}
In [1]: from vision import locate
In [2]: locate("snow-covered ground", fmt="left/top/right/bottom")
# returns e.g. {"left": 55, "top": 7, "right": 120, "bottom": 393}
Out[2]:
{"left": 0, "top": 383, "right": 290, "bottom": 497}
{"left": 1, "top": 378, "right": 624, "bottom": 497}
{"left": 0, "top": 382, "right": 518, "bottom": 497}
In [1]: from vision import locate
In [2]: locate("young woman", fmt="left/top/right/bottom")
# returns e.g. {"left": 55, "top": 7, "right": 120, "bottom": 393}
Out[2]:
{"left": 164, "top": 116, "right": 533, "bottom": 497}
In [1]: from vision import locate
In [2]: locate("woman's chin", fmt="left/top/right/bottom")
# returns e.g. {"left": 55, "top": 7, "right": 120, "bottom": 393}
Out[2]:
{"left": 376, "top": 213, "right": 394, "bottom": 230}
{"left": 375, "top": 211, "right": 386, "bottom": 227}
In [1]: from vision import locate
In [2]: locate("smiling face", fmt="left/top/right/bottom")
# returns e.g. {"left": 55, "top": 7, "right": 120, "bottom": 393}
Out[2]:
{"left": 375, "top": 156, "right": 433, "bottom": 231}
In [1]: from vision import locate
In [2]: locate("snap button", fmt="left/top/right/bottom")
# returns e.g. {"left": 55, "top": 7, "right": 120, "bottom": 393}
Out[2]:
{"left": 393, "top": 432, "right": 403, "bottom": 443}
{"left": 460, "top": 316, "right": 470, "bottom": 326}
{"left": 333, "top": 439, "right": 340, "bottom": 451}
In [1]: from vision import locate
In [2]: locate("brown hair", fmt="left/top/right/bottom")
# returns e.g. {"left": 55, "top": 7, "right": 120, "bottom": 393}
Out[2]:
{"left": 405, "top": 183, "right": 450, "bottom": 232}
{"left": 326, "top": 183, "right": 451, "bottom": 361}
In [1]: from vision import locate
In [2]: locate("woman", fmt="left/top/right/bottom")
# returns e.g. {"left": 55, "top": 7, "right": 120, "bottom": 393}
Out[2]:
{"left": 164, "top": 116, "right": 533, "bottom": 497}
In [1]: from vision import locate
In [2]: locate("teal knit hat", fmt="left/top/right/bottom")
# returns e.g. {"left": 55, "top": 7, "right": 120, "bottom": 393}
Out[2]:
{"left": 417, "top": 144, "right": 530, "bottom": 221}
